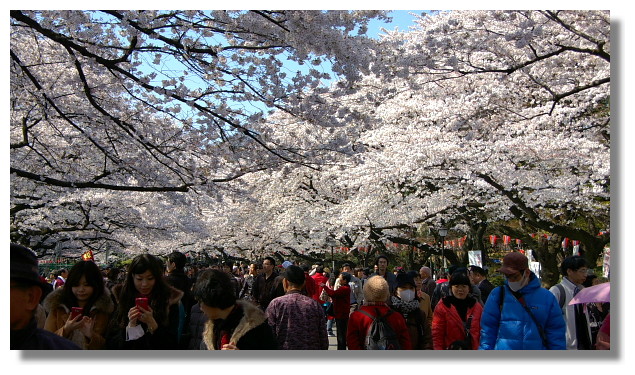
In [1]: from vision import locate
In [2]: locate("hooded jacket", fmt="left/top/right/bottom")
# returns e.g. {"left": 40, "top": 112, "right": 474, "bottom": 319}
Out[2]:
{"left": 202, "top": 300, "right": 277, "bottom": 350}
{"left": 479, "top": 272, "right": 566, "bottom": 350}
{"left": 42, "top": 286, "right": 114, "bottom": 349}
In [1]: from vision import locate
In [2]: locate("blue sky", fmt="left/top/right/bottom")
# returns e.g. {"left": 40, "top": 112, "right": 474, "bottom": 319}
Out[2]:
{"left": 126, "top": 10, "right": 428, "bottom": 117}
{"left": 367, "top": 10, "right": 424, "bottom": 38}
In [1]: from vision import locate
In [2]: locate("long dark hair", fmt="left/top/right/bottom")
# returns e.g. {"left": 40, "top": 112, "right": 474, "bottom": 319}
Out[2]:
{"left": 63, "top": 260, "right": 105, "bottom": 315}
{"left": 114, "top": 254, "right": 172, "bottom": 327}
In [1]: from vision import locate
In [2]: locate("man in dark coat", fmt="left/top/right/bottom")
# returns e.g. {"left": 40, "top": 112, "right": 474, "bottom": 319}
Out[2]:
{"left": 10, "top": 243, "right": 80, "bottom": 350}
{"left": 369, "top": 254, "right": 397, "bottom": 301}
{"left": 251, "top": 256, "right": 279, "bottom": 310}
{"left": 469, "top": 265, "right": 495, "bottom": 303}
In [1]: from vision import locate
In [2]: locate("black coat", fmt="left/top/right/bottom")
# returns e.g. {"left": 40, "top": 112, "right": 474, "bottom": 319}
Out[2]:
{"left": 165, "top": 270, "right": 193, "bottom": 311}
{"left": 477, "top": 279, "right": 495, "bottom": 303}
{"left": 105, "top": 284, "right": 184, "bottom": 350}
{"left": 187, "top": 302, "right": 209, "bottom": 350}
{"left": 251, "top": 271, "right": 279, "bottom": 310}
{"left": 11, "top": 318, "right": 80, "bottom": 350}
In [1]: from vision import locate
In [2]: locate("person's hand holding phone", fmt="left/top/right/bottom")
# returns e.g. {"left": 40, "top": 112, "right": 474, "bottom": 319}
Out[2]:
{"left": 63, "top": 308, "right": 87, "bottom": 337}
{"left": 132, "top": 297, "right": 158, "bottom": 333}
{"left": 221, "top": 342, "right": 239, "bottom": 350}
{"left": 127, "top": 305, "right": 141, "bottom": 327}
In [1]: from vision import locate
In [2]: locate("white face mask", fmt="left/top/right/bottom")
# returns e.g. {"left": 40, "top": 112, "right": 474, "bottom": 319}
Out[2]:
{"left": 398, "top": 289, "right": 416, "bottom": 302}
{"left": 508, "top": 272, "right": 528, "bottom": 292}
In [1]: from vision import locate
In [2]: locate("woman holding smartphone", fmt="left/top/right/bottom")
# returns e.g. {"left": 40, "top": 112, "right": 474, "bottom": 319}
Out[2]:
{"left": 43, "top": 260, "right": 114, "bottom": 349}
{"left": 106, "top": 254, "right": 184, "bottom": 349}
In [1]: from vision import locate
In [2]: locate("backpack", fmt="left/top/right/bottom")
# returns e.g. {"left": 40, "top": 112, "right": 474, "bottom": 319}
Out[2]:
{"left": 554, "top": 284, "right": 566, "bottom": 310}
{"left": 357, "top": 309, "right": 401, "bottom": 350}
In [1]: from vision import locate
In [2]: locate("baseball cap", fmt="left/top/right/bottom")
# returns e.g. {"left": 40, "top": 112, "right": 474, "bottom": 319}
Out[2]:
{"left": 498, "top": 252, "right": 529, "bottom": 275}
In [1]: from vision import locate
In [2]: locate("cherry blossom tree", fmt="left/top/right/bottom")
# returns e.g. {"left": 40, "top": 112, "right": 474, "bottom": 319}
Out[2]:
{"left": 11, "top": 10, "right": 611, "bottom": 282}
{"left": 10, "top": 10, "right": 389, "bottom": 256}
{"left": 224, "top": 10, "right": 610, "bottom": 284}
{"left": 373, "top": 10, "right": 610, "bottom": 283}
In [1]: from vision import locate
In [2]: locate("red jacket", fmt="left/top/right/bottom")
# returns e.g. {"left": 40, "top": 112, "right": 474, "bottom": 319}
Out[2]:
{"left": 432, "top": 297, "right": 482, "bottom": 350}
{"left": 303, "top": 273, "right": 317, "bottom": 301}
{"left": 347, "top": 304, "right": 412, "bottom": 350}
{"left": 323, "top": 284, "right": 350, "bottom": 319}
{"left": 311, "top": 273, "right": 329, "bottom": 302}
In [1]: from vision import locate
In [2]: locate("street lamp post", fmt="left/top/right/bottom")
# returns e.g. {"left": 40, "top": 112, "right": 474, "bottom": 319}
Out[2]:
{"left": 326, "top": 237, "right": 337, "bottom": 271}
{"left": 438, "top": 226, "right": 448, "bottom": 271}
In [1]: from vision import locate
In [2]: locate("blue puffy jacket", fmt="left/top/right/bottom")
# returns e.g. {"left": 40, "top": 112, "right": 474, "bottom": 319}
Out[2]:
{"left": 479, "top": 273, "right": 566, "bottom": 350}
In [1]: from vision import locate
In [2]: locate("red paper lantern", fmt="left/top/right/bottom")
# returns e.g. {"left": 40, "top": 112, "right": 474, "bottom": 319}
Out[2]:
{"left": 489, "top": 235, "right": 498, "bottom": 246}
{"left": 562, "top": 238, "right": 570, "bottom": 249}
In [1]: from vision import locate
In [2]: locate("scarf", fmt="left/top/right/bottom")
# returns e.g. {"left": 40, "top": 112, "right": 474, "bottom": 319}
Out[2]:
{"left": 446, "top": 295, "right": 471, "bottom": 321}
{"left": 390, "top": 296, "right": 420, "bottom": 318}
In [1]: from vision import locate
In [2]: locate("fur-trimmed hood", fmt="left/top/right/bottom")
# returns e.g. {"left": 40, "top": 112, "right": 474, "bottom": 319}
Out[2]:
{"left": 42, "top": 285, "right": 115, "bottom": 315}
{"left": 202, "top": 300, "right": 267, "bottom": 350}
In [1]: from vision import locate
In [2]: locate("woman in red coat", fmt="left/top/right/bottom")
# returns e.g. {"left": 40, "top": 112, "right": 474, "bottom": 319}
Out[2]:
{"left": 432, "top": 271, "right": 482, "bottom": 350}
{"left": 347, "top": 275, "right": 412, "bottom": 350}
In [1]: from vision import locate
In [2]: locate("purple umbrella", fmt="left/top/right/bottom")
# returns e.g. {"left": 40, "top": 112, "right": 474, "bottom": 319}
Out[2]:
{"left": 568, "top": 282, "right": 610, "bottom": 305}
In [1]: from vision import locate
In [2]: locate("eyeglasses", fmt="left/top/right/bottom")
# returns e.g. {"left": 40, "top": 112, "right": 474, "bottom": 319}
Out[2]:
{"left": 576, "top": 268, "right": 589, "bottom": 274}
{"left": 504, "top": 270, "right": 525, "bottom": 282}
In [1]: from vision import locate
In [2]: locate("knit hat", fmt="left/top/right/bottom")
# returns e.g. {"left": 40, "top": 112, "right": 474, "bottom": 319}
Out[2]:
{"left": 396, "top": 273, "right": 415, "bottom": 288}
{"left": 448, "top": 271, "right": 471, "bottom": 287}
{"left": 498, "top": 252, "right": 529, "bottom": 275}
{"left": 283, "top": 265, "right": 306, "bottom": 285}
{"left": 10, "top": 243, "right": 45, "bottom": 288}
{"left": 363, "top": 275, "right": 390, "bottom": 302}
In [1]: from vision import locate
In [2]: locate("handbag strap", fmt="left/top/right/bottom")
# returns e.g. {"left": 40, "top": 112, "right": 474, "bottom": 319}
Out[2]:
{"left": 358, "top": 308, "right": 392, "bottom": 321}
{"left": 511, "top": 288, "right": 550, "bottom": 349}
{"left": 464, "top": 315, "right": 473, "bottom": 341}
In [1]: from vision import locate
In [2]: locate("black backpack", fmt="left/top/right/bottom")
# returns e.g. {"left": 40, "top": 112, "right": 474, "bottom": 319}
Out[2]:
{"left": 358, "top": 309, "right": 401, "bottom": 350}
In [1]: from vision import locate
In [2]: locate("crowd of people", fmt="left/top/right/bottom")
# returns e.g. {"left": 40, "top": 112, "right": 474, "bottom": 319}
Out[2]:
{"left": 10, "top": 242, "right": 610, "bottom": 351}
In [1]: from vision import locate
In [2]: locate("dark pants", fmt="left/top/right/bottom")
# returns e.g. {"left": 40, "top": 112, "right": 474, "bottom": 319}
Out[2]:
{"left": 335, "top": 318, "right": 348, "bottom": 350}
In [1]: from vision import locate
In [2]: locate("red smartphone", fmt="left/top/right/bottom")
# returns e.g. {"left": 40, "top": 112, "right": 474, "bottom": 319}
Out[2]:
{"left": 70, "top": 307, "right": 84, "bottom": 320}
{"left": 135, "top": 297, "right": 150, "bottom": 311}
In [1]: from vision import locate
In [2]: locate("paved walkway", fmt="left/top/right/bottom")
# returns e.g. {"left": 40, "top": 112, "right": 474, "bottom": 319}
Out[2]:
{"left": 327, "top": 322, "right": 338, "bottom": 350}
